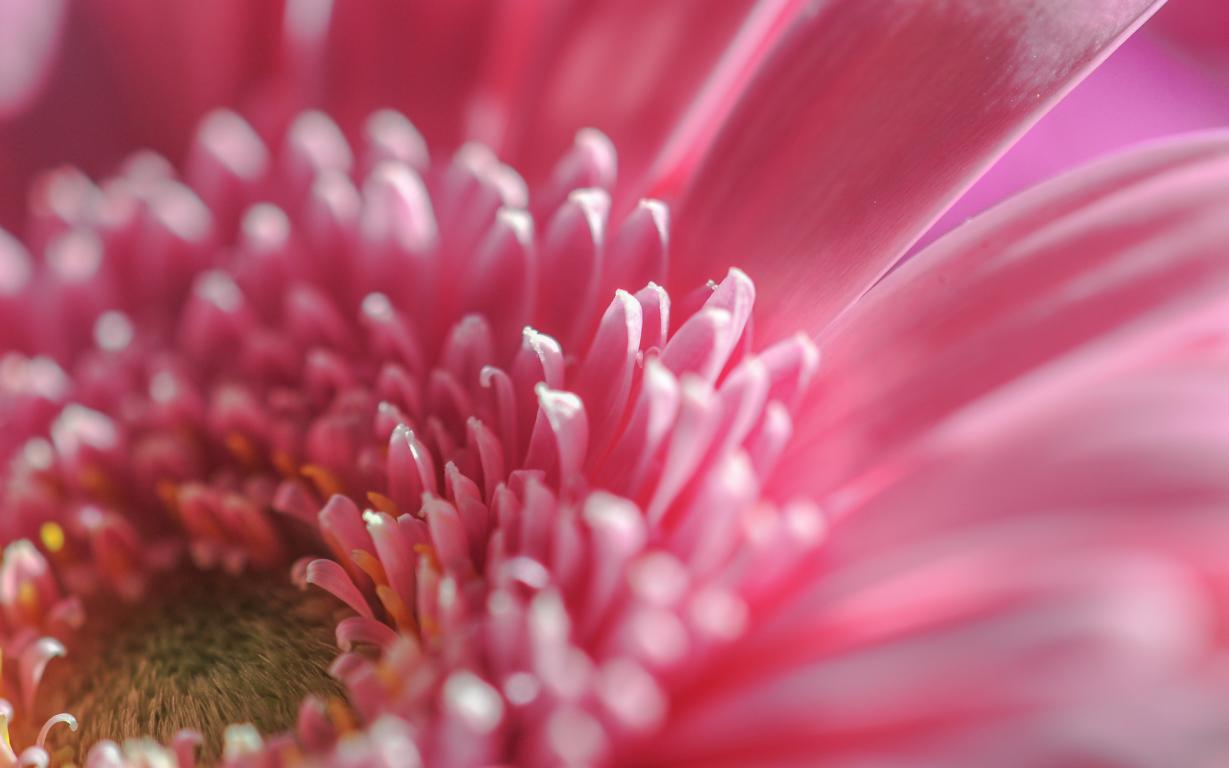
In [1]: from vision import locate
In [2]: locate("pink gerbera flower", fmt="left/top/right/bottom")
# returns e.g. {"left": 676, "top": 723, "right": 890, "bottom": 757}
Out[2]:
{"left": 2, "top": 1, "right": 1228, "bottom": 766}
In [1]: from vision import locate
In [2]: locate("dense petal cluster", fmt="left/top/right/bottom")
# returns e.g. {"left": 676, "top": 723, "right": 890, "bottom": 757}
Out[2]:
{"left": 7, "top": 2, "right": 1229, "bottom": 767}
{"left": 0, "top": 108, "right": 820, "bottom": 766}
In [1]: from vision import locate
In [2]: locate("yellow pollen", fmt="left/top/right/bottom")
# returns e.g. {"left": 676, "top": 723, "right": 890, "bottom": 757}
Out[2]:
{"left": 17, "top": 581, "right": 39, "bottom": 615}
{"left": 300, "top": 464, "right": 343, "bottom": 498}
{"left": 375, "top": 658, "right": 404, "bottom": 695}
{"left": 412, "top": 544, "right": 441, "bottom": 571}
{"left": 326, "top": 698, "right": 356, "bottom": 735}
{"left": 273, "top": 451, "right": 298, "bottom": 479}
{"left": 419, "top": 614, "right": 440, "bottom": 640}
{"left": 268, "top": 740, "right": 306, "bottom": 767}
{"left": 366, "top": 491, "right": 399, "bottom": 516}
{"left": 375, "top": 584, "right": 416, "bottom": 635}
{"left": 40, "top": 521, "right": 65, "bottom": 554}
{"left": 350, "top": 550, "right": 388, "bottom": 587}
{"left": 224, "top": 432, "right": 261, "bottom": 469}
{"left": 156, "top": 480, "right": 181, "bottom": 513}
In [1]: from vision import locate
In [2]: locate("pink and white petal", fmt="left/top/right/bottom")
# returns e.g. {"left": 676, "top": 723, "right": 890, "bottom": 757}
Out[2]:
{"left": 780, "top": 131, "right": 1229, "bottom": 498}
{"left": 636, "top": 354, "right": 1229, "bottom": 767}
{"left": 664, "top": 0, "right": 1164, "bottom": 343}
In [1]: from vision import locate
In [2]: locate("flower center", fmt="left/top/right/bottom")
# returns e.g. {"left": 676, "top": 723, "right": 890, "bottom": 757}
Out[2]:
{"left": 31, "top": 570, "right": 346, "bottom": 764}
{"left": 0, "top": 105, "right": 823, "bottom": 765}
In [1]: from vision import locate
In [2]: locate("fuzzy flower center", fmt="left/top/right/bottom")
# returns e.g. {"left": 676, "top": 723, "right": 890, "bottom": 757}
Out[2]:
{"left": 32, "top": 572, "right": 344, "bottom": 764}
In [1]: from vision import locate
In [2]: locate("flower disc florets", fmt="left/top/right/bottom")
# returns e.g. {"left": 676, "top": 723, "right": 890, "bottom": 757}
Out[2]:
{"left": 0, "top": 108, "right": 821, "bottom": 767}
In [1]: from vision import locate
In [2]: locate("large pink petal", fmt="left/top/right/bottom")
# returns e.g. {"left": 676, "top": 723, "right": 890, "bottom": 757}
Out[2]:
{"left": 777, "top": 131, "right": 1229, "bottom": 499}
{"left": 478, "top": 0, "right": 798, "bottom": 204}
{"left": 635, "top": 350, "right": 1229, "bottom": 766}
{"left": 916, "top": 11, "right": 1229, "bottom": 251}
{"left": 664, "top": 0, "right": 1165, "bottom": 343}
{"left": 628, "top": 134, "right": 1229, "bottom": 763}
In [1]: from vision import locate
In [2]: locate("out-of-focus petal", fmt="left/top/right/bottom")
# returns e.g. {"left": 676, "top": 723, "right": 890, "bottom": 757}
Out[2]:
{"left": 0, "top": 0, "right": 66, "bottom": 118}
{"left": 85, "top": 0, "right": 283, "bottom": 146}
{"left": 664, "top": 0, "right": 1164, "bottom": 343}
{"left": 0, "top": 2, "right": 282, "bottom": 229}
{"left": 629, "top": 128, "right": 1229, "bottom": 767}
{"left": 636, "top": 349, "right": 1229, "bottom": 767}
{"left": 283, "top": 0, "right": 495, "bottom": 148}
{"left": 779, "top": 131, "right": 1229, "bottom": 498}
{"left": 1149, "top": 0, "right": 1229, "bottom": 70}
{"left": 480, "top": 0, "right": 799, "bottom": 205}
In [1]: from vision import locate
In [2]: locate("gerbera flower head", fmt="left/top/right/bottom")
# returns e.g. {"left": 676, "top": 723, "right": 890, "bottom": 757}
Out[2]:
{"left": 2, "top": 1, "right": 1228, "bottom": 766}
{"left": 0, "top": 103, "right": 820, "bottom": 765}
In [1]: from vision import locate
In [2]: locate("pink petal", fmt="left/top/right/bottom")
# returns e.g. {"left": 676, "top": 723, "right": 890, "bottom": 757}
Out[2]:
{"left": 185, "top": 110, "right": 269, "bottom": 237}
{"left": 532, "top": 128, "right": 617, "bottom": 221}
{"left": 360, "top": 109, "right": 428, "bottom": 177}
{"left": 387, "top": 424, "right": 437, "bottom": 514}
{"left": 574, "top": 289, "right": 643, "bottom": 453}
{"left": 336, "top": 615, "right": 399, "bottom": 652}
{"left": 486, "top": 0, "right": 787, "bottom": 202}
{"left": 646, "top": 378, "right": 719, "bottom": 525}
{"left": 19, "top": 636, "right": 65, "bottom": 711}
{"left": 660, "top": 308, "right": 732, "bottom": 384}
{"left": 461, "top": 208, "right": 536, "bottom": 356}
{"left": 782, "top": 131, "right": 1229, "bottom": 498}
{"left": 917, "top": 20, "right": 1229, "bottom": 251}
{"left": 524, "top": 385, "right": 590, "bottom": 487}
{"left": 0, "top": 0, "right": 66, "bottom": 117}
{"left": 424, "top": 494, "right": 471, "bottom": 575}
{"left": 603, "top": 199, "right": 670, "bottom": 303}
{"left": 647, "top": 350, "right": 1229, "bottom": 765}
{"left": 1149, "top": 0, "right": 1229, "bottom": 77}
{"left": 593, "top": 358, "right": 681, "bottom": 495}
{"left": 666, "top": 0, "right": 1165, "bottom": 343}
{"left": 286, "top": 0, "right": 493, "bottom": 147}
{"left": 580, "top": 494, "right": 646, "bottom": 633}
{"left": 633, "top": 282, "right": 671, "bottom": 353}
{"left": 536, "top": 188, "right": 608, "bottom": 348}
{"left": 364, "top": 510, "right": 416, "bottom": 608}
{"left": 305, "top": 558, "right": 374, "bottom": 619}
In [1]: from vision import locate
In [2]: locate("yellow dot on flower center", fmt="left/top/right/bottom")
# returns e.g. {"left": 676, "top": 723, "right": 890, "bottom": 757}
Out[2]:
{"left": 40, "top": 522, "right": 65, "bottom": 554}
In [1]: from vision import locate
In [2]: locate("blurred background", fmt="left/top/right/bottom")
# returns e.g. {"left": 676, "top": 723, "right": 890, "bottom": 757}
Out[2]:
{"left": 2, "top": 0, "right": 1227, "bottom": 244}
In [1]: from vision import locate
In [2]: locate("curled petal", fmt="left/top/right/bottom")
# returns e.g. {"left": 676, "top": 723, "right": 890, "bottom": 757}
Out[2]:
{"left": 305, "top": 558, "right": 374, "bottom": 619}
